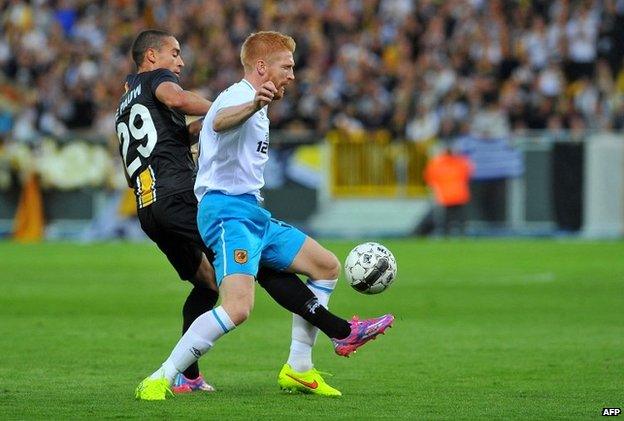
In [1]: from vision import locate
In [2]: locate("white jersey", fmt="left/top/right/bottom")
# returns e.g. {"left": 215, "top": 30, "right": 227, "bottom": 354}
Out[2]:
{"left": 194, "top": 79, "right": 270, "bottom": 202}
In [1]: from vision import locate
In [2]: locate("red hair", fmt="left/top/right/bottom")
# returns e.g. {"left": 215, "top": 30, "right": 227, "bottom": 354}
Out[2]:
{"left": 240, "top": 31, "right": 296, "bottom": 72}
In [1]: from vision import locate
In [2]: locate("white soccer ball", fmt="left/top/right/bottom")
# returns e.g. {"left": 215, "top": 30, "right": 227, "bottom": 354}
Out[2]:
{"left": 344, "top": 242, "right": 397, "bottom": 294}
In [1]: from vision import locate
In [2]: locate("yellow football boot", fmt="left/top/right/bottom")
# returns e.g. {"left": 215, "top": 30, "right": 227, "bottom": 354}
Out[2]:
{"left": 135, "top": 376, "right": 174, "bottom": 401}
{"left": 278, "top": 363, "right": 342, "bottom": 397}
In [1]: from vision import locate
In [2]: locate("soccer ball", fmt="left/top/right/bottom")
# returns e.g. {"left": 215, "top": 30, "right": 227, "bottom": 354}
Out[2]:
{"left": 344, "top": 242, "right": 397, "bottom": 294}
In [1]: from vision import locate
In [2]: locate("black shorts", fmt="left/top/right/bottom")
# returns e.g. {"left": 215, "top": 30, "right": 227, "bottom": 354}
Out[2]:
{"left": 137, "top": 190, "right": 214, "bottom": 281}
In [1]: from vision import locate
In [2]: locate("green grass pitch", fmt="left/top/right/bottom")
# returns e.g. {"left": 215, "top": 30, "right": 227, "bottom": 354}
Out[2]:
{"left": 0, "top": 239, "right": 622, "bottom": 419}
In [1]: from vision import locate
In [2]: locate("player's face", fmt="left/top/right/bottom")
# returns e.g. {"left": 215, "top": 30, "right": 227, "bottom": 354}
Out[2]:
{"left": 266, "top": 50, "right": 295, "bottom": 100}
{"left": 153, "top": 36, "right": 184, "bottom": 76}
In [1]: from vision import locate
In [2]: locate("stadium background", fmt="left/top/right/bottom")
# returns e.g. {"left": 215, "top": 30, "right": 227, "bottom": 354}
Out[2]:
{"left": 0, "top": 0, "right": 622, "bottom": 419}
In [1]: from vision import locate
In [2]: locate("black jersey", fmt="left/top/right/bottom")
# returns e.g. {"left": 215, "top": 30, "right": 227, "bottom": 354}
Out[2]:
{"left": 114, "top": 69, "right": 194, "bottom": 208}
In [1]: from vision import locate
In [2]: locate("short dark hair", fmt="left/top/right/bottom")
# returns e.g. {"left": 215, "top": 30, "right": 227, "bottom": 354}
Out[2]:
{"left": 131, "top": 29, "right": 173, "bottom": 67}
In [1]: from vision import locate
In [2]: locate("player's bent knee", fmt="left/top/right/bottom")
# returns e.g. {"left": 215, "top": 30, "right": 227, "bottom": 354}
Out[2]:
{"left": 317, "top": 251, "right": 341, "bottom": 280}
{"left": 323, "top": 252, "right": 340, "bottom": 279}
{"left": 223, "top": 302, "right": 253, "bottom": 326}
{"left": 221, "top": 293, "right": 254, "bottom": 325}
{"left": 326, "top": 253, "right": 341, "bottom": 279}
{"left": 219, "top": 274, "right": 255, "bottom": 325}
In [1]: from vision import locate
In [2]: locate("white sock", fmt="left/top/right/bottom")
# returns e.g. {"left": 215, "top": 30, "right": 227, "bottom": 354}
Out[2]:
{"left": 150, "top": 306, "right": 235, "bottom": 382}
{"left": 287, "top": 279, "right": 337, "bottom": 372}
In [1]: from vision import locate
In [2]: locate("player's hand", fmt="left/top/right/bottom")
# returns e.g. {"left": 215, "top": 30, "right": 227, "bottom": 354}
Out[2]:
{"left": 187, "top": 117, "right": 204, "bottom": 136}
{"left": 254, "top": 81, "right": 277, "bottom": 109}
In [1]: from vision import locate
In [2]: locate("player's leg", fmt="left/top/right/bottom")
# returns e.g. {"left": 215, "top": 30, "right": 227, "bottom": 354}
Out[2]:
{"left": 162, "top": 245, "right": 218, "bottom": 378}
{"left": 137, "top": 271, "right": 254, "bottom": 387}
{"left": 262, "top": 223, "right": 339, "bottom": 366}
{"left": 256, "top": 218, "right": 350, "bottom": 396}
{"left": 289, "top": 237, "right": 394, "bottom": 357}
{"left": 256, "top": 267, "right": 350, "bottom": 341}
{"left": 255, "top": 267, "right": 345, "bottom": 396}
{"left": 281, "top": 232, "right": 394, "bottom": 359}
{"left": 179, "top": 212, "right": 219, "bottom": 385}
{"left": 283, "top": 237, "right": 341, "bottom": 369}
{"left": 136, "top": 245, "right": 218, "bottom": 394}
{"left": 136, "top": 197, "right": 263, "bottom": 400}
{"left": 175, "top": 253, "right": 219, "bottom": 392}
{"left": 286, "top": 236, "right": 341, "bottom": 280}
{"left": 193, "top": 192, "right": 263, "bottom": 327}
{"left": 135, "top": 290, "right": 236, "bottom": 400}
{"left": 145, "top": 192, "right": 219, "bottom": 390}
{"left": 257, "top": 265, "right": 351, "bottom": 364}
{"left": 154, "top": 273, "right": 253, "bottom": 379}
{"left": 136, "top": 273, "right": 253, "bottom": 400}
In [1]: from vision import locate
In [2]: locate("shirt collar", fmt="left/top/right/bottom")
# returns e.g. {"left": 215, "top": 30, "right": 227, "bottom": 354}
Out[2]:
{"left": 241, "top": 78, "right": 255, "bottom": 92}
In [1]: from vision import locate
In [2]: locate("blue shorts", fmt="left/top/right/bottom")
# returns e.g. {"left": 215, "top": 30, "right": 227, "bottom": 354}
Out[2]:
{"left": 197, "top": 192, "right": 307, "bottom": 285}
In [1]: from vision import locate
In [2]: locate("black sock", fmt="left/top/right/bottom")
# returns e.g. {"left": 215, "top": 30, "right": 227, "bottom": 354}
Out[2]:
{"left": 181, "top": 286, "right": 219, "bottom": 379}
{"left": 257, "top": 267, "right": 351, "bottom": 339}
{"left": 299, "top": 296, "right": 351, "bottom": 339}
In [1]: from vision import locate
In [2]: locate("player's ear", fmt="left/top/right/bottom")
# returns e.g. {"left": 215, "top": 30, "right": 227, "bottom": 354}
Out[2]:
{"left": 256, "top": 59, "right": 266, "bottom": 76}
{"left": 146, "top": 47, "right": 157, "bottom": 64}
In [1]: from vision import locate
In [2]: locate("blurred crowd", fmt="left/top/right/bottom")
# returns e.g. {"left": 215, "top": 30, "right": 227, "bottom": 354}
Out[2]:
{"left": 1, "top": 0, "right": 624, "bottom": 145}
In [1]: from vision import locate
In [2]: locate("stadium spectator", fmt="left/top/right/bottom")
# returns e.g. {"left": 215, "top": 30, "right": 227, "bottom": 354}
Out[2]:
{"left": 0, "top": 0, "right": 623, "bottom": 168}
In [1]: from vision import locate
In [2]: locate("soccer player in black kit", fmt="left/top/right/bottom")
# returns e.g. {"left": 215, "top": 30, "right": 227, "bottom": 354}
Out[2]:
{"left": 117, "top": 30, "right": 393, "bottom": 399}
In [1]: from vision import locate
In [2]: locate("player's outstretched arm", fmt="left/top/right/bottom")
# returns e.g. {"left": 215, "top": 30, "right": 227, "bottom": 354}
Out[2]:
{"left": 213, "top": 81, "right": 277, "bottom": 132}
{"left": 155, "top": 81, "right": 212, "bottom": 116}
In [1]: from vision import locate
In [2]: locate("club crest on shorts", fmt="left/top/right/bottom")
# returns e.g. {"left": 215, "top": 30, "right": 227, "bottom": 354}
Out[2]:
{"left": 234, "top": 249, "right": 248, "bottom": 264}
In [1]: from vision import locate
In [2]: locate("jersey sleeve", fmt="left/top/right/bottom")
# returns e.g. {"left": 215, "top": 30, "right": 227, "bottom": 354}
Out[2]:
{"left": 213, "top": 85, "right": 252, "bottom": 114}
{"left": 149, "top": 69, "right": 180, "bottom": 94}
